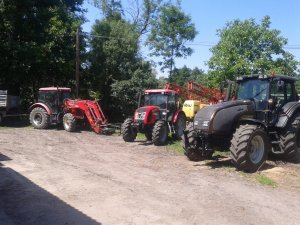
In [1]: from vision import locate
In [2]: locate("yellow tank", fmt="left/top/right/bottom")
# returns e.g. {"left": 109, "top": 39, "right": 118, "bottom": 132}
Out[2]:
{"left": 182, "top": 100, "right": 209, "bottom": 121}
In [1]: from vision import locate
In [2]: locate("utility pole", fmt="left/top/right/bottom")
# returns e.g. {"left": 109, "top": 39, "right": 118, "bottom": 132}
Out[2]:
{"left": 75, "top": 28, "right": 80, "bottom": 98}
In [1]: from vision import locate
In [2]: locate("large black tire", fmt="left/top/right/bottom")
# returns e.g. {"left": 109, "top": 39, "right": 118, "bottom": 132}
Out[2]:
{"left": 181, "top": 123, "right": 212, "bottom": 161}
{"left": 173, "top": 113, "right": 186, "bottom": 139}
{"left": 63, "top": 113, "right": 77, "bottom": 132}
{"left": 30, "top": 107, "right": 50, "bottom": 129}
{"left": 122, "top": 118, "right": 137, "bottom": 142}
{"left": 279, "top": 114, "right": 300, "bottom": 163}
{"left": 0, "top": 114, "right": 3, "bottom": 124}
{"left": 152, "top": 120, "right": 168, "bottom": 146}
{"left": 144, "top": 130, "right": 152, "bottom": 141}
{"left": 230, "top": 124, "right": 268, "bottom": 173}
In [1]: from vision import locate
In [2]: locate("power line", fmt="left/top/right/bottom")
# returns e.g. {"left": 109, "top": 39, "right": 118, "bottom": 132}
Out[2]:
{"left": 84, "top": 32, "right": 300, "bottom": 50}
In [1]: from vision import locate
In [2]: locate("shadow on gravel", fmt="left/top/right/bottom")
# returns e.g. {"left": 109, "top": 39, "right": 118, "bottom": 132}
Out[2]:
{"left": 0, "top": 154, "right": 11, "bottom": 167}
{"left": 138, "top": 141, "right": 154, "bottom": 146}
{"left": 1, "top": 116, "right": 30, "bottom": 128}
{"left": 0, "top": 157, "right": 101, "bottom": 225}
{"left": 204, "top": 156, "right": 276, "bottom": 172}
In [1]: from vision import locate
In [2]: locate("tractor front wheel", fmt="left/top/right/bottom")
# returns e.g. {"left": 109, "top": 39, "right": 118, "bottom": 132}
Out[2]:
{"left": 63, "top": 113, "right": 77, "bottom": 132}
{"left": 144, "top": 129, "right": 152, "bottom": 141}
{"left": 30, "top": 107, "right": 50, "bottom": 129}
{"left": 152, "top": 120, "right": 168, "bottom": 146}
{"left": 122, "top": 118, "right": 137, "bottom": 142}
{"left": 182, "top": 123, "right": 212, "bottom": 161}
{"left": 230, "top": 124, "right": 268, "bottom": 172}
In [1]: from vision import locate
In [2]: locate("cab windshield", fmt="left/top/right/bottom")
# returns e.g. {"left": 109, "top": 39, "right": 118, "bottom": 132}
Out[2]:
{"left": 236, "top": 79, "right": 268, "bottom": 101}
{"left": 144, "top": 93, "right": 168, "bottom": 109}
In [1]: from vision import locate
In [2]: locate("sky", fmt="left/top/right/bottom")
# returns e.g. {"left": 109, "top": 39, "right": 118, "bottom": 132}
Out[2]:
{"left": 82, "top": 0, "right": 300, "bottom": 76}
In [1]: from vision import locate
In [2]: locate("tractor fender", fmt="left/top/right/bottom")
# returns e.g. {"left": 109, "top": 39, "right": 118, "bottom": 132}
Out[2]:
{"left": 172, "top": 110, "right": 186, "bottom": 124}
{"left": 238, "top": 118, "right": 267, "bottom": 130}
{"left": 29, "top": 103, "right": 52, "bottom": 115}
{"left": 276, "top": 102, "right": 300, "bottom": 128}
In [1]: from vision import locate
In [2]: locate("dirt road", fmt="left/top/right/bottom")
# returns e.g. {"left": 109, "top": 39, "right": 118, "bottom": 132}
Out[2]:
{"left": 1, "top": 127, "right": 300, "bottom": 225}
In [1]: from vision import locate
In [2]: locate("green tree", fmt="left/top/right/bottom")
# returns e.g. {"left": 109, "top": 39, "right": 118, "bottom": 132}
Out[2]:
{"left": 111, "top": 60, "right": 158, "bottom": 118}
{"left": 147, "top": 4, "right": 197, "bottom": 76}
{"left": 208, "top": 16, "right": 299, "bottom": 85}
{"left": 91, "top": 0, "right": 162, "bottom": 35}
{"left": 0, "top": 0, "right": 84, "bottom": 105}
{"left": 88, "top": 18, "right": 139, "bottom": 106}
{"left": 169, "top": 66, "right": 206, "bottom": 86}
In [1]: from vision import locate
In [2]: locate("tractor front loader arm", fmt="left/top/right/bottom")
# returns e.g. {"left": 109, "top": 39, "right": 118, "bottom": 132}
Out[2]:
{"left": 64, "top": 100, "right": 108, "bottom": 133}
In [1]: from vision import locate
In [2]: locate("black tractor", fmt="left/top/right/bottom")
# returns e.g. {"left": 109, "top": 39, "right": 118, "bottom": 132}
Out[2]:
{"left": 182, "top": 74, "right": 300, "bottom": 172}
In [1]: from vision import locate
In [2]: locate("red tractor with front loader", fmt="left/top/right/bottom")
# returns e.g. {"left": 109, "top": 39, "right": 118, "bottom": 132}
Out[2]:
{"left": 122, "top": 82, "right": 226, "bottom": 146}
{"left": 29, "top": 87, "right": 113, "bottom": 134}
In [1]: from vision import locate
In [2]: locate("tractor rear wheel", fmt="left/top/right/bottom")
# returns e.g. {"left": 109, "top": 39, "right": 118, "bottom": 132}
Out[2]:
{"left": 152, "top": 120, "right": 168, "bottom": 146}
{"left": 30, "top": 107, "right": 50, "bottom": 129}
{"left": 63, "top": 113, "right": 77, "bottom": 132}
{"left": 173, "top": 113, "right": 186, "bottom": 139}
{"left": 279, "top": 113, "right": 300, "bottom": 163}
{"left": 181, "top": 123, "right": 212, "bottom": 161}
{"left": 230, "top": 124, "right": 268, "bottom": 172}
{"left": 122, "top": 118, "right": 137, "bottom": 142}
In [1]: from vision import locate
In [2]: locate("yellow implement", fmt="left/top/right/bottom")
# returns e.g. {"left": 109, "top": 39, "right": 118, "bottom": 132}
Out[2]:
{"left": 182, "top": 100, "right": 209, "bottom": 121}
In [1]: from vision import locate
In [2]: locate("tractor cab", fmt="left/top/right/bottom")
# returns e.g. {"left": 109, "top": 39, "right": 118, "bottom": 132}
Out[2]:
{"left": 235, "top": 75, "right": 299, "bottom": 124}
{"left": 135, "top": 89, "right": 179, "bottom": 124}
{"left": 38, "top": 87, "right": 71, "bottom": 114}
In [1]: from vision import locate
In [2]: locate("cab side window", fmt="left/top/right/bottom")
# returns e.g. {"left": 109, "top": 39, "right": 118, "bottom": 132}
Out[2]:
{"left": 270, "top": 80, "right": 297, "bottom": 107}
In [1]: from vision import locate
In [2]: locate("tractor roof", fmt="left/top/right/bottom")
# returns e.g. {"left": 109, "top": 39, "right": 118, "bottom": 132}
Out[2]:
{"left": 237, "top": 74, "right": 298, "bottom": 82}
{"left": 39, "top": 87, "right": 71, "bottom": 91}
{"left": 145, "top": 89, "right": 176, "bottom": 94}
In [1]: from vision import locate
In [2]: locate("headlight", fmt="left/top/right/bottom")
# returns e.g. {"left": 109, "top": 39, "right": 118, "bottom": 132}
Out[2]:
{"left": 202, "top": 121, "right": 210, "bottom": 127}
{"left": 194, "top": 121, "right": 199, "bottom": 126}
{"left": 135, "top": 112, "right": 146, "bottom": 120}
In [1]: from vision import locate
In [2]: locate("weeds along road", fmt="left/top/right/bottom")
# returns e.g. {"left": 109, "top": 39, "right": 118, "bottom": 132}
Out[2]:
{"left": 0, "top": 127, "right": 300, "bottom": 225}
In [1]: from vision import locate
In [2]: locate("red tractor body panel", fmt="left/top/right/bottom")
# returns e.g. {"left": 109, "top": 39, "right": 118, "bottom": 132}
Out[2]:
{"left": 172, "top": 110, "right": 184, "bottom": 124}
{"left": 29, "top": 103, "right": 52, "bottom": 115}
{"left": 134, "top": 106, "right": 160, "bottom": 125}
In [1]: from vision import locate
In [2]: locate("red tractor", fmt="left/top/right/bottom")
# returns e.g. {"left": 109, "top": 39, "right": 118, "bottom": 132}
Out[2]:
{"left": 29, "top": 87, "right": 112, "bottom": 134}
{"left": 122, "top": 88, "right": 187, "bottom": 146}
{"left": 122, "top": 82, "right": 227, "bottom": 146}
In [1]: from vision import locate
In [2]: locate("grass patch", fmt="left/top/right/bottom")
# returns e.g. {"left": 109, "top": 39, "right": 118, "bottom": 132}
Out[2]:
{"left": 213, "top": 150, "right": 230, "bottom": 158}
{"left": 255, "top": 174, "right": 277, "bottom": 187}
{"left": 136, "top": 132, "right": 146, "bottom": 140}
{"left": 166, "top": 139, "right": 183, "bottom": 154}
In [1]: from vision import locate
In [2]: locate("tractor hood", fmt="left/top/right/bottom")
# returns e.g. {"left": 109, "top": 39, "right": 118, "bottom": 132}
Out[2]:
{"left": 134, "top": 106, "right": 160, "bottom": 124}
{"left": 194, "top": 100, "right": 255, "bottom": 135}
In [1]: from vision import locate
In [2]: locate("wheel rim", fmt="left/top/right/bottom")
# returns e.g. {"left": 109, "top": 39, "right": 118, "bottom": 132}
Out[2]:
{"left": 33, "top": 113, "right": 43, "bottom": 125}
{"left": 63, "top": 117, "right": 71, "bottom": 130}
{"left": 249, "top": 135, "right": 264, "bottom": 164}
